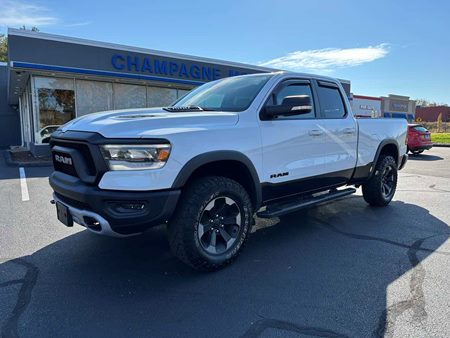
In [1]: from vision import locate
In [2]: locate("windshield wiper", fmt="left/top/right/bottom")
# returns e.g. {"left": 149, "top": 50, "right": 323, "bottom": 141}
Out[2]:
{"left": 163, "top": 106, "right": 218, "bottom": 112}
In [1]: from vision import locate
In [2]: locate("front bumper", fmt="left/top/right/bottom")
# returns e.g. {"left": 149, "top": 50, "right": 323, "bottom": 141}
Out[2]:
{"left": 49, "top": 171, "right": 180, "bottom": 236}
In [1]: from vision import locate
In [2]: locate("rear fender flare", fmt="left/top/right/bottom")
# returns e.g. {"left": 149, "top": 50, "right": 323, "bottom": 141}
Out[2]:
{"left": 369, "top": 139, "right": 400, "bottom": 178}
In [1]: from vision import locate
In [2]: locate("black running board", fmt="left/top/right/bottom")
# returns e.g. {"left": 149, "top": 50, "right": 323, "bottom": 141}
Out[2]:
{"left": 257, "top": 188, "right": 356, "bottom": 218}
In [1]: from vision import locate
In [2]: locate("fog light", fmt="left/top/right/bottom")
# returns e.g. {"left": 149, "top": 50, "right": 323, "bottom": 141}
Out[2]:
{"left": 109, "top": 201, "right": 147, "bottom": 214}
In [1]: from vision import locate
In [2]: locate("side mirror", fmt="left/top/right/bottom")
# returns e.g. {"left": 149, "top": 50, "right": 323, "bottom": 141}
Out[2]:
{"left": 262, "top": 95, "right": 312, "bottom": 119}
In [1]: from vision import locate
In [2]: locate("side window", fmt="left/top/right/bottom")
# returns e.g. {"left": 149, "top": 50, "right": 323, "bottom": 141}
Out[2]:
{"left": 317, "top": 84, "right": 346, "bottom": 118}
{"left": 266, "top": 83, "right": 315, "bottom": 119}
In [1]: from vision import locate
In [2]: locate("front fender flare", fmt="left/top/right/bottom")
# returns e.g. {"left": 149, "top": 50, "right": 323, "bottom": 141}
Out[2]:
{"left": 171, "top": 151, "right": 262, "bottom": 208}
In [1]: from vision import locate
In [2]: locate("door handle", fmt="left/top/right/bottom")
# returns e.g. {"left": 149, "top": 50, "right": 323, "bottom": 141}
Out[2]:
{"left": 308, "top": 129, "right": 323, "bottom": 136}
{"left": 343, "top": 128, "right": 355, "bottom": 134}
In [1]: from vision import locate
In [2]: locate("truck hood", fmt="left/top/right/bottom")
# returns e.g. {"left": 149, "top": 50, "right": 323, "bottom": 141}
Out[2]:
{"left": 61, "top": 108, "right": 239, "bottom": 138}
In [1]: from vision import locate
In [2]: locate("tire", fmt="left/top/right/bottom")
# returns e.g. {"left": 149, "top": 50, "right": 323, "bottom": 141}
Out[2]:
{"left": 168, "top": 176, "right": 253, "bottom": 271}
{"left": 362, "top": 155, "right": 398, "bottom": 207}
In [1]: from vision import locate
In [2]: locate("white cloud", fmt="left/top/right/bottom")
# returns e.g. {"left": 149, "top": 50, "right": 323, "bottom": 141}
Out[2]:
{"left": 259, "top": 44, "right": 390, "bottom": 72}
{"left": 64, "top": 21, "right": 91, "bottom": 27}
{"left": 0, "top": 0, "right": 58, "bottom": 27}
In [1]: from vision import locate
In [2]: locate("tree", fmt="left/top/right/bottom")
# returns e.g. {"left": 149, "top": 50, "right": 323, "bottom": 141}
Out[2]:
{"left": 415, "top": 98, "right": 449, "bottom": 107}
{"left": 0, "top": 34, "right": 7, "bottom": 62}
{"left": 20, "top": 26, "right": 40, "bottom": 32}
{"left": 437, "top": 113, "right": 443, "bottom": 133}
{"left": 0, "top": 27, "right": 39, "bottom": 62}
{"left": 415, "top": 98, "right": 436, "bottom": 107}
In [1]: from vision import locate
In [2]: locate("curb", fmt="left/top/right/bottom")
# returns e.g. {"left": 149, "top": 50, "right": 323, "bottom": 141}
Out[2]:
{"left": 4, "top": 151, "right": 53, "bottom": 167}
{"left": 432, "top": 143, "right": 450, "bottom": 147}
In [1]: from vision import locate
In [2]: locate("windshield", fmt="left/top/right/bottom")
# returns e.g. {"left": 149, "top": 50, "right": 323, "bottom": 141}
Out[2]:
{"left": 412, "top": 126, "right": 428, "bottom": 132}
{"left": 170, "top": 74, "right": 273, "bottom": 112}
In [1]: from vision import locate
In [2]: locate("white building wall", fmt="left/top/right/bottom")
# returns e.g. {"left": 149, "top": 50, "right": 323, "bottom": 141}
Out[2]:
{"left": 351, "top": 97, "right": 382, "bottom": 118}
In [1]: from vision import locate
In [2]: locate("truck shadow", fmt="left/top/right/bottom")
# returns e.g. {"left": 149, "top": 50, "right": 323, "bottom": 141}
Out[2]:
{"left": 408, "top": 153, "right": 443, "bottom": 161}
{"left": 1, "top": 198, "right": 449, "bottom": 338}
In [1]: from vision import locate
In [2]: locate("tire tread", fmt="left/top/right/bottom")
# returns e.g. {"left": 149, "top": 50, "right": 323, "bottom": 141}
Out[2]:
{"left": 168, "top": 176, "right": 252, "bottom": 271}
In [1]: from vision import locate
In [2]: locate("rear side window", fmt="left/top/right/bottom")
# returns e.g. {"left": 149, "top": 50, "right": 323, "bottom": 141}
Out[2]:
{"left": 412, "top": 126, "right": 428, "bottom": 132}
{"left": 317, "top": 84, "right": 346, "bottom": 118}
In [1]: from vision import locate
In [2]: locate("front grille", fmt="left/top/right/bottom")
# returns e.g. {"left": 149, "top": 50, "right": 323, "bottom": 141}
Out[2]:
{"left": 51, "top": 140, "right": 97, "bottom": 176}
{"left": 53, "top": 151, "right": 77, "bottom": 177}
{"left": 49, "top": 135, "right": 106, "bottom": 185}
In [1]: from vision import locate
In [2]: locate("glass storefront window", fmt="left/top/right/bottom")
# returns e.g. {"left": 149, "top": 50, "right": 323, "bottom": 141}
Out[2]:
{"left": 30, "top": 76, "right": 197, "bottom": 144}
{"left": 113, "top": 83, "right": 146, "bottom": 110}
{"left": 76, "top": 80, "right": 113, "bottom": 116}
{"left": 34, "top": 77, "right": 75, "bottom": 143}
{"left": 147, "top": 86, "right": 177, "bottom": 107}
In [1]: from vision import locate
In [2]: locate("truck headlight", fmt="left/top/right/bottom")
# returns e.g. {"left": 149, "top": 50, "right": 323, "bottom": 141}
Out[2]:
{"left": 100, "top": 144, "right": 171, "bottom": 170}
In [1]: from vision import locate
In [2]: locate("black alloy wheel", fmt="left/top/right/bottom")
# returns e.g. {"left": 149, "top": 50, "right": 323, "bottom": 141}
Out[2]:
{"left": 168, "top": 176, "right": 253, "bottom": 271}
{"left": 380, "top": 165, "right": 395, "bottom": 199}
{"left": 198, "top": 196, "right": 242, "bottom": 255}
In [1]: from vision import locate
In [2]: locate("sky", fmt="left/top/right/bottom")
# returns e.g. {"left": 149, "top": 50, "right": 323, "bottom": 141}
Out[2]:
{"left": 0, "top": 0, "right": 449, "bottom": 104}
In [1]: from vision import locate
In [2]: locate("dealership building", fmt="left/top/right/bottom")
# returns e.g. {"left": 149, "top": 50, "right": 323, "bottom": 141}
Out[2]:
{"left": 1, "top": 30, "right": 420, "bottom": 155}
{"left": 0, "top": 29, "right": 355, "bottom": 154}
{"left": 380, "top": 94, "right": 416, "bottom": 121}
{"left": 0, "top": 29, "right": 279, "bottom": 153}
{"left": 351, "top": 95, "right": 382, "bottom": 118}
{"left": 350, "top": 94, "right": 416, "bottom": 121}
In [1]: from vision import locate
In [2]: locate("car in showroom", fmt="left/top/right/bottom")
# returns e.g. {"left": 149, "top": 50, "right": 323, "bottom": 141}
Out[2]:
{"left": 37, "top": 125, "right": 61, "bottom": 144}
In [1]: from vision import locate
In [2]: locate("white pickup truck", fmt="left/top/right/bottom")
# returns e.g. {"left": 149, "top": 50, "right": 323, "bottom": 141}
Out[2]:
{"left": 49, "top": 72, "right": 408, "bottom": 270}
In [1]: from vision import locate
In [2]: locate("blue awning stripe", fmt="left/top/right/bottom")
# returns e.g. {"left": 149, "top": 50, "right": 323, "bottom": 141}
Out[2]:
{"left": 11, "top": 61, "right": 205, "bottom": 86}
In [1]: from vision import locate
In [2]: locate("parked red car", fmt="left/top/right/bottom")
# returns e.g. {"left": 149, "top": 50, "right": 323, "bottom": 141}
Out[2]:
{"left": 407, "top": 124, "right": 433, "bottom": 155}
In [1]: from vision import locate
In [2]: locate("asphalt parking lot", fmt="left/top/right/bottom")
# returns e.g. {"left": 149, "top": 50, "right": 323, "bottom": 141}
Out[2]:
{"left": 1, "top": 148, "right": 449, "bottom": 338}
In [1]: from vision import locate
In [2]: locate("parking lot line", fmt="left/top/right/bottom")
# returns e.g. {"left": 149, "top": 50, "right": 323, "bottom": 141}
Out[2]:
{"left": 19, "top": 167, "right": 30, "bottom": 201}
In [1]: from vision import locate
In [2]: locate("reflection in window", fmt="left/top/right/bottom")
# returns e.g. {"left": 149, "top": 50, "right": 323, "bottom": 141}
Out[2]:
{"left": 147, "top": 86, "right": 177, "bottom": 107}
{"left": 113, "top": 83, "right": 146, "bottom": 109}
{"left": 76, "top": 80, "right": 113, "bottom": 116}
{"left": 317, "top": 85, "right": 346, "bottom": 118}
{"left": 35, "top": 77, "right": 75, "bottom": 143}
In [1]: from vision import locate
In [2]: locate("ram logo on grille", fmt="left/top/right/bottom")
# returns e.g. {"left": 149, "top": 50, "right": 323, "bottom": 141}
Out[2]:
{"left": 54, "top": 154, "right": 73, "bottom": 165}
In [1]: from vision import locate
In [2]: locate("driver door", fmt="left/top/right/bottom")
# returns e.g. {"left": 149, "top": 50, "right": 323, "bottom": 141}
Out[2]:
{"left": 259, "top": 79, "right": 329, "bottom": 201}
